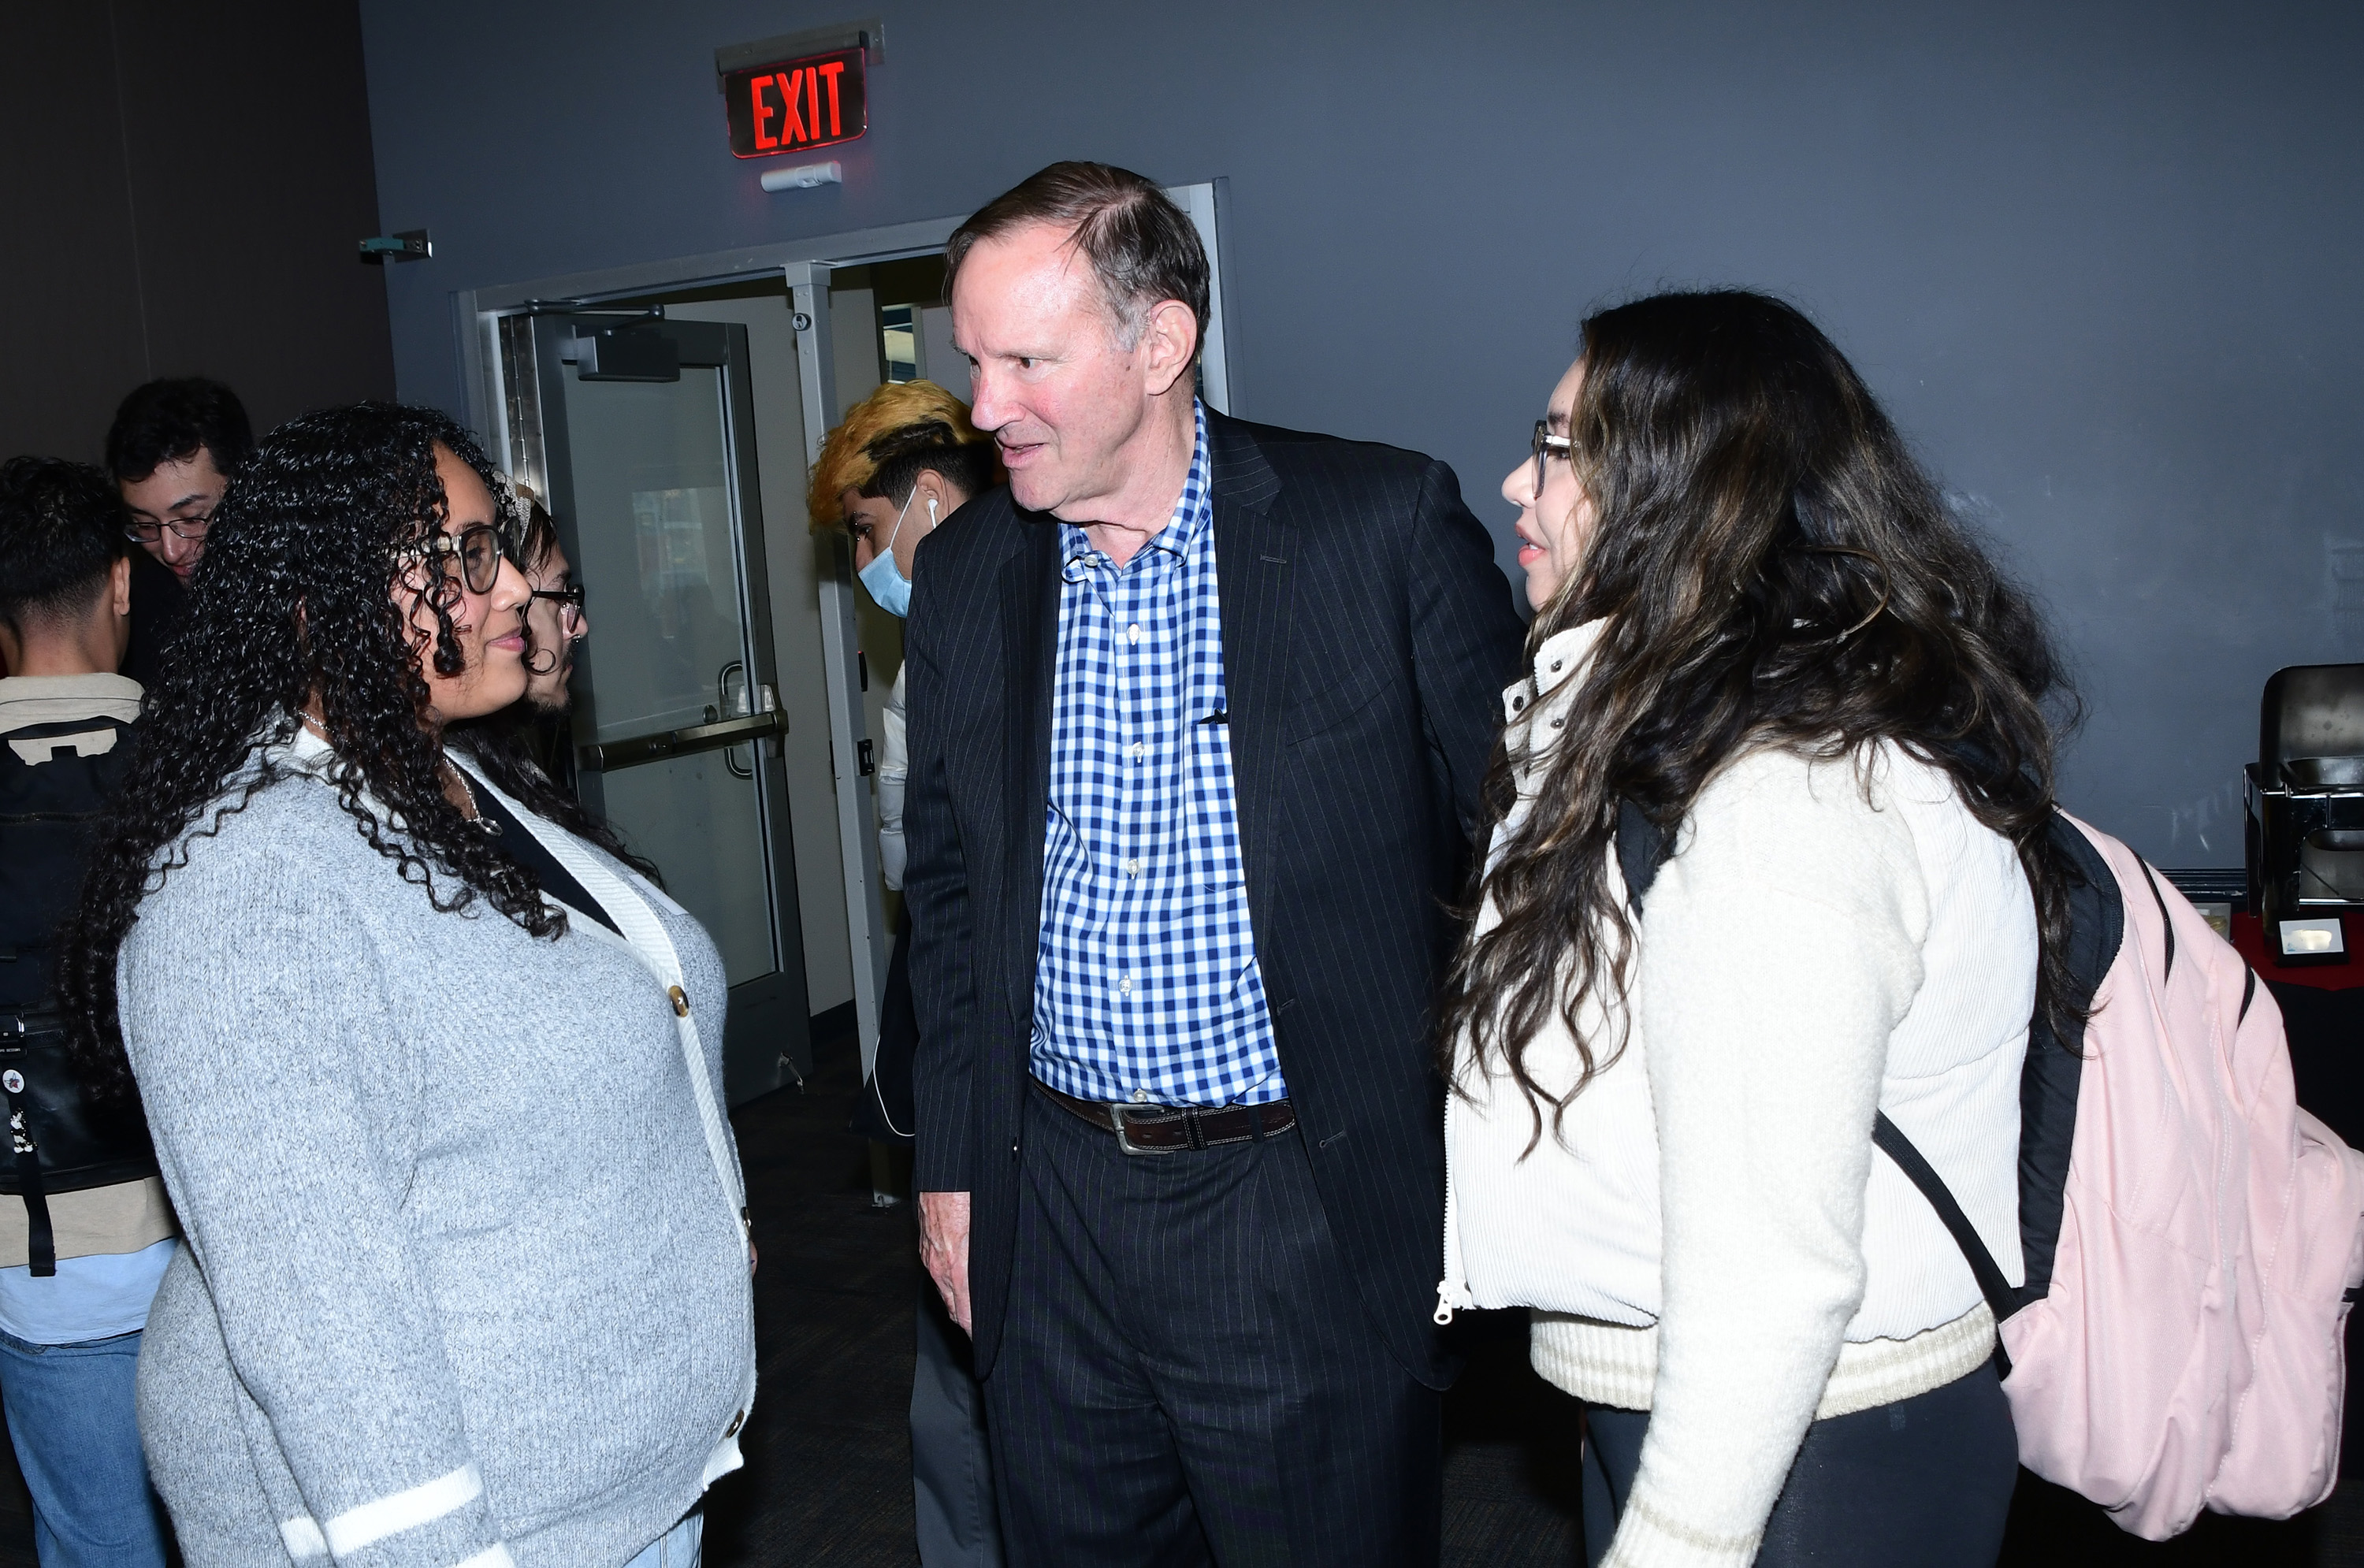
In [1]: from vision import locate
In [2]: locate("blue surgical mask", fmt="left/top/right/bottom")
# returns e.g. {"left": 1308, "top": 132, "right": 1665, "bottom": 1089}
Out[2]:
{"left": 856, "top": 489, "right": 931, "bottom": 617}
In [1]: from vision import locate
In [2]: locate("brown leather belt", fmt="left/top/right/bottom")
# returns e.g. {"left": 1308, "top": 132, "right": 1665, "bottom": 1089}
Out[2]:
{"left": 1034, "top": 1079, "right": 1295, "bottom": 1155}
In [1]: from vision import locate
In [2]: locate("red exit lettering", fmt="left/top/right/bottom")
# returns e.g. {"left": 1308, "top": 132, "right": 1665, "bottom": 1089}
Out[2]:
{"left": 816, "top": 61, "right": 846, "bottom": 137}
{"left": 724, "top": 45, "right": 868, "bottom": 159}
{"left": 781, "top": 69, "right": 810, "bottom": 143}
{"left": 751, "top": 76, "right": 778, "bottom": 149}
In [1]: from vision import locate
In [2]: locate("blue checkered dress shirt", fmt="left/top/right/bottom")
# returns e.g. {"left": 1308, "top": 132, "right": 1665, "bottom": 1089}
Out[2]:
{"left": 1031, "top": 403, "right": 1288, "bottom": 1108}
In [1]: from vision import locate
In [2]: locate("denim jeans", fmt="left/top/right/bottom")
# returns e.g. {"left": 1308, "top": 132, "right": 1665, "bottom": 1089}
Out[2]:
{"left": 0, "top": 1328, "right": 169, "bottom": 1567}
{"left": 622, "top": 1510, "right": 702, "bottom": 1568}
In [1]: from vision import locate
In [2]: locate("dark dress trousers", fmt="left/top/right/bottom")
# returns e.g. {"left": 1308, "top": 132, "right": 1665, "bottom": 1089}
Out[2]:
{"left": 901, "top": 410, "right": 1524, "bottom": 1555}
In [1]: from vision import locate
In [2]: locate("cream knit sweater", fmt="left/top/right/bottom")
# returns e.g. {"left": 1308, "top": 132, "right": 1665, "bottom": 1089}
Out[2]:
{"left": 1440, "top": 624, "right": 2036, "bottom": 1568}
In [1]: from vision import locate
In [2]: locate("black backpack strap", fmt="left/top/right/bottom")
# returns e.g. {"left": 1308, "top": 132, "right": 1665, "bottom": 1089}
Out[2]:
{"left": 1870, "top": 1112, "right": 2016, "bottom": 1375}
{"left": 2134, "top": 858, "right": 2175, "bottom": 984}
{"left": 0, "top": 1045, "right": 54, "bottom": 1278}
{"left": 1615, "top": 798, "right": 1671, "bottom": 908}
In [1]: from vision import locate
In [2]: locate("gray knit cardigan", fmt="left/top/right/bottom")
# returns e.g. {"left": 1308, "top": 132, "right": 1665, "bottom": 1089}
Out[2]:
{"left": 121, "top": 745, "right": 756, "bottom": 1568}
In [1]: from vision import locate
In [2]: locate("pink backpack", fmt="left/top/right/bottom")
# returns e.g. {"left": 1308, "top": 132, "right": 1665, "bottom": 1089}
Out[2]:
{"left": 1889, "top": 812, "right": 2364, "bottom": 1538}
{"left": 1612, "top": 804, "right": 2364, "bottom": 1538}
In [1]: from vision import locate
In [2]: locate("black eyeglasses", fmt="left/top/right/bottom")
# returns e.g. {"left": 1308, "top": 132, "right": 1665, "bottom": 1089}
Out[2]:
{"left": 407, "top": 524, "right": 507, "bottom": 595}
{"left": 530, "top": 581, "right": 586, "bottom": 632}
{"left": 124, "top": 514, "right": 212, "bottom": 544}
{"left": 1531, "top": 420, "right": 1574, "bottom": 502}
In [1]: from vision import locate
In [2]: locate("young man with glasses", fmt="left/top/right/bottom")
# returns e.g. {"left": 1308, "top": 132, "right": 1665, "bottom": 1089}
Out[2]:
{"left": 103, "top": 377, "right": 255, "bottom": 689}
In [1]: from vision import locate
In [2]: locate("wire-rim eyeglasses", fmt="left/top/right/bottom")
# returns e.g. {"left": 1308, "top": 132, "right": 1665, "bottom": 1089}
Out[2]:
{"left": 1530, "top": 420, "right": 1574, "bottom": 502}
{"left": 123, "top": 515, "right": 213, "bottom": 544}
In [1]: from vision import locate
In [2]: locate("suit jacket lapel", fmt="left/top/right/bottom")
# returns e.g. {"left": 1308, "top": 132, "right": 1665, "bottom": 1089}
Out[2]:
{"left": 1209, "top": 414, "right": 1294, "bottom": 942}
{"left": 1002, "top": 518, "right": 1061, "bottom": 1017}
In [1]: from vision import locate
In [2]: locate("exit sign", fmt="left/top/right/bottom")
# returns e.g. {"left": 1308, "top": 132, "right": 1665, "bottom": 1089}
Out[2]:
{"left": 724, "top": 46, "right": 867, "bottom": 158}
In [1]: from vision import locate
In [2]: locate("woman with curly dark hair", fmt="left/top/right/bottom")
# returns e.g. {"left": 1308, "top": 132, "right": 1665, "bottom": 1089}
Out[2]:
{"left": 1435, "top": 292, "right": 2079, "bottom": 1567}
{"left": 57, "top": 403, "right": 753, "bottom": 1568}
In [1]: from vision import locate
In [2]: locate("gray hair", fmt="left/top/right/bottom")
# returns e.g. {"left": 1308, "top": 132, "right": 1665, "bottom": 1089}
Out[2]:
{"left": 945, "top": 162, "right": 1208, "bottom": 356}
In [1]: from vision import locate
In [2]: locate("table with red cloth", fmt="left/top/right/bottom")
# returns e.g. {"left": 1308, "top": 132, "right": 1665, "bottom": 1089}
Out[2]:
{"left": 2228, "top": 912, "right": 2364, "bottom": 1144}
{"left": 2227, "top": 912, "right": 2364, "bottom": 1477}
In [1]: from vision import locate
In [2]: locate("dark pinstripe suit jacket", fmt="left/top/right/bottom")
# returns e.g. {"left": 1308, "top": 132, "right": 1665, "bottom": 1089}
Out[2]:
{"left": 901, "top": 408, "right": 1526, "bottom": 1385}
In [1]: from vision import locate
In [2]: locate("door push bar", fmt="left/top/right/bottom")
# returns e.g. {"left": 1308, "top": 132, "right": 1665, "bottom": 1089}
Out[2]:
{"left": 578, "top": 710, "right": 786, "bottom": 773}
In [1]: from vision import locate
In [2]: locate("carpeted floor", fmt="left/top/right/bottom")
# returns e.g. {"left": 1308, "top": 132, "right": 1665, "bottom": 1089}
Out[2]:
{"left": 0, "top": 1031, "right": 2353, "bottom": 1565}
{"left": 706, "top": 1036, "right": 1601, "bottom": 1566}
{"left": 694, "top": 1035, "right": 2363, "bottom": 1567}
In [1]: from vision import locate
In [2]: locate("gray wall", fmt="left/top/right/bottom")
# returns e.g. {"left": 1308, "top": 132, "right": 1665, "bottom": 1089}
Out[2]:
{"left": 1, "top": 1, "right": 396, "bottom": 461}
{"left": 358, "top": 0, "right": 2364, "bottom": 866}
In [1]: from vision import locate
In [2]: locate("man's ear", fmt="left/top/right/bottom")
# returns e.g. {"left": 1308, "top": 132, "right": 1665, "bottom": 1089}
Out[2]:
{"left": 109, "top": 554, "right": 133, "bottom": 619}
{"left": 913, "top": 470, "right": 950, "bottom": 516}
{"left": 1139, "top": 299, "right": 1199, "bottom": 399}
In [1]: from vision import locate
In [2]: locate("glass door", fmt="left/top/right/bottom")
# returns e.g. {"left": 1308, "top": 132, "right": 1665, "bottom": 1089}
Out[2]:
{"left": 522, "top": 313, "right": 811, "bottom": 1104}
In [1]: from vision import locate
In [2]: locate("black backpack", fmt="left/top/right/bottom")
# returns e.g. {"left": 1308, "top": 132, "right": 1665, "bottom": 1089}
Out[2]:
{"left": 0, "top": 712, "right": 159, "bottom": 1274}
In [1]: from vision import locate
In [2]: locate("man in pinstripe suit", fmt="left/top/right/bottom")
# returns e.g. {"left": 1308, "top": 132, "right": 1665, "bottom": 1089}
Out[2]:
{"left": 904, "top": 162, "right": 1525, "bottom": 1566}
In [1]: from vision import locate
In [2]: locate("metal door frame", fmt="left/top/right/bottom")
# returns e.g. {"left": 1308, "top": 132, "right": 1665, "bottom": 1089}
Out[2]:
{"left": 780, "top": 266, "right": 893, "bottom": 1076}
{"left": 459, "top": 183, "right": 1238, "bottom": 1081}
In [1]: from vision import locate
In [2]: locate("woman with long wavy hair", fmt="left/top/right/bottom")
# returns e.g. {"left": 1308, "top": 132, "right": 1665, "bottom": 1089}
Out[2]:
{"left": 56, "top": 404, "right": 753, "bottom": 1568}
{"left": 1436, "top": 292, "right": 2080, "bottom": 1567}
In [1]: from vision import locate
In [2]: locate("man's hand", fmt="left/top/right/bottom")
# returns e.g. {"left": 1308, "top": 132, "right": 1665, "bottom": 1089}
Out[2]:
{"left": 918, "top": 1189, "right": 973, "bottom": 1334}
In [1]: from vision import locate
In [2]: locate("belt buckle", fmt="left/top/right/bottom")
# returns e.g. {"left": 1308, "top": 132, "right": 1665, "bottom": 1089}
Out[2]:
{"left": 1109, "top": 1103, "right": 1183, "bottom": 1157}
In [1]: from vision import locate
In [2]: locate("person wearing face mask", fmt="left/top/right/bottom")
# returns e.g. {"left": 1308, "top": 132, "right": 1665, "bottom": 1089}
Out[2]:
{"left": 806, "top": 379, "right": 999, "bottom": 1568}
{"left": 809, "top": 383, "right": 999, "bottom": 898}
{"left": 56, "top": 404, "right": 755, "bottom": 1568}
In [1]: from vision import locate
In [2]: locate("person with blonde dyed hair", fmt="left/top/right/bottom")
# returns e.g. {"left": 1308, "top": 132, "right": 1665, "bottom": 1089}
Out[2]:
{"left": 811, "top": 378, "right": 1003, "bottom": 1568}
{"left": 808, "top": 379, "right": 997, "bottom": 618}
{"left": 808, "top": 378, "right": 998, "bottom": 890}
